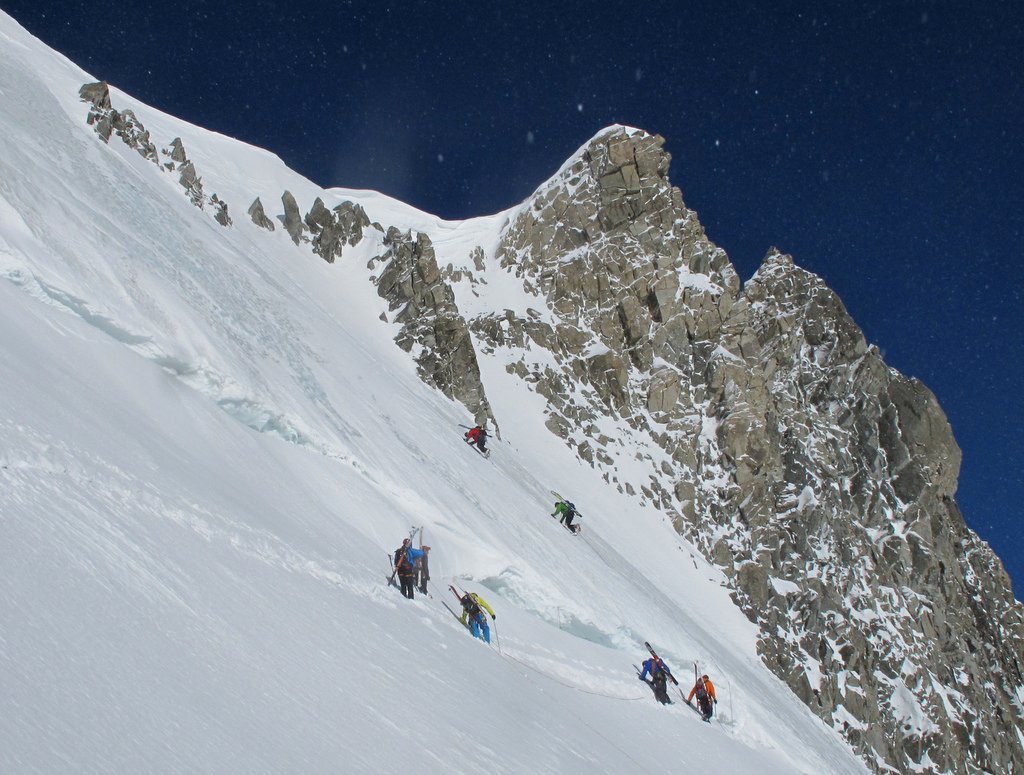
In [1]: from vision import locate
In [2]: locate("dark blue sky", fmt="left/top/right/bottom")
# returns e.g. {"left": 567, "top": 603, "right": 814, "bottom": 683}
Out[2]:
{"left": 6, "top": 2, "right": 1022, "bottom": 588}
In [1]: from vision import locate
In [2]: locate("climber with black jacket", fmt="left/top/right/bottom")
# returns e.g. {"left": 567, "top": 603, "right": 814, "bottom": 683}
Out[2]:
{"left": 393, "top": 538, "right": 429, "bottom": 599}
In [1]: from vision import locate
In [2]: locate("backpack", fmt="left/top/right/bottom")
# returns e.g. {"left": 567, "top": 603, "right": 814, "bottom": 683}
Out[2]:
{"left": 695, "top": 681, "right": 708, "bottom": 701}
{"left": 394, "top": 546, "right": 407, "bottom": 568}
{"left": 462, "top": 595, "right": 482, "bottom": 618}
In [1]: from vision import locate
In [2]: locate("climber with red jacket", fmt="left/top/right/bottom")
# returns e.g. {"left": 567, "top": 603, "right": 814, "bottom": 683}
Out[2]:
{"left": 464, "top": 425, "right": 488, "bottom": 455}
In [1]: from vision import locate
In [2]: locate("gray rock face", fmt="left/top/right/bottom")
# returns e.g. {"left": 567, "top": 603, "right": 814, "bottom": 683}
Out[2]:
{"left": 177, "top": 161, "right": 205, "bottom": 208}
{"left": 79, "top": 81, "right": 111, "bottom": 112}
{"left": 247, "top": 198, "right": 275, "bottom": 231}
{"left": 164, "top": 139, "right": 229, "bottom": 225}
{"left": 371, "top": 227, "right": 495, "bottom": 428}
{"left": 210, "top": 194, "right": 231, "bottom": 227}
{"left": 281, "top": 190, "right": 306, "bottom": 244}
{"left": 707, "top": 251, "right": 1023, "bottom": 774}
{"left": 304, "top": 197, "right": 370, "bottom": 263}
{"left": 168, "top": 137, "right": 188, "bottom": 163}
{"left": 463, "top": 126, "right": 1024, "bottom": 774}
{"left": 79, "top": 81, "right": 158, "bottom": 163}
{"left": 79, "top": 81, "right": 114, "bottom": 141}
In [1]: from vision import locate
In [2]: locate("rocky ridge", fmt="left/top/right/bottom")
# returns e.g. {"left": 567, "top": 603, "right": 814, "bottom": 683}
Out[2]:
{"left": 80, "top": 82, "right": 495, "bottom": 431}
{"left": 456, "top": 126, "right": 1024, "bottom": 774}
{"left": 80, "top": 82, "right": 230, "bottom": 226}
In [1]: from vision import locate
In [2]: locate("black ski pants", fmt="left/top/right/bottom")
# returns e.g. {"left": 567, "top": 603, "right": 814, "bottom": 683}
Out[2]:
{"left": 697, "top": 693, "right": 713, "bottom": 718}
{"left": 653, "top": 674, "right": 670, "bottom": 704}
{"left": 399, "top": 571, "right": 415, "bottom": 599}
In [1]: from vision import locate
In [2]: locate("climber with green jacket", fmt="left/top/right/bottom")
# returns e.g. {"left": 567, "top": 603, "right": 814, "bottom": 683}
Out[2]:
{"left": 458, "top": 591, "right": 496, "bottom": 643}
{"left": 552, "top": 500, "right": 580, "bottom": 534}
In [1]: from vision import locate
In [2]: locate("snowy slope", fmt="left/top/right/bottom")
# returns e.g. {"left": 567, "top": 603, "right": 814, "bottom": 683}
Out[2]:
{"left": 0, "top": 11, "right": 867, "bottom": 774}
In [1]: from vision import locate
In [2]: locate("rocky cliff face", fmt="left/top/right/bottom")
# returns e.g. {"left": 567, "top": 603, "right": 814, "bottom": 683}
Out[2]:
{"left": 371, "top": 227, "right": 495, "bottom": 429}
{"left": 466, "top": 127, "right": 1024, "bottom": 774}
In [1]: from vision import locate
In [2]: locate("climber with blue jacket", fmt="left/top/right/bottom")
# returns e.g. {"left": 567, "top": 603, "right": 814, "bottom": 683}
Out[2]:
{"left": 639, "top": 655, "right": 673, "bottom": 704}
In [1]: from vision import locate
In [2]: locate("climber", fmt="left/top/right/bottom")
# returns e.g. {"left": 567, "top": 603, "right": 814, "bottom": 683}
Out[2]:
{"left": 551, "top": 500, "right": 580, "bottom": 534}
{"left": 393, "top": 538, "right": 430, "bottom": 600}
{"left": 458, "top": 590, "right": 496, "bottom": 643}
{"left": 638, "top": 655, "right": 673, "bottom": 704}
{"left": 414, "top": 545, "right": 430, "bottom": 595}
{"left": 464, "top": 425, "right": 489, "bottom": 455}
{"left": 687, "top": 674, "right": 717, "bottom": 721}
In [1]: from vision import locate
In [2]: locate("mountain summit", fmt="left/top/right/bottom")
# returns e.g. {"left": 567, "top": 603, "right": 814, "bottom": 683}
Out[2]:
{"left": 461, "top": 127, "right": 1024, "bottom": 772}
{"left": 2, "top": 9, "right": 1021, "bottom": 774}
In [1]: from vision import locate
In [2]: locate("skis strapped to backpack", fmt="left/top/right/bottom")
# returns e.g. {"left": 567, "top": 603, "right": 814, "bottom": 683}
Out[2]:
{"left": 387, "top": 526, "right": 421, "bottom": 586}
{"left": 643, "top": 641, "right": 679, "bottom": 685}
{"left": 448, "top": 585, "right": 481, "bottom": 627}
{"left": 443, "top": 585, "right": 470, "bottom": 629}
{"left": 551, "top": 491, "right": 581, "bottom": 516}
{"left": 450, "top": 584, "right": 477, "bottom": 612}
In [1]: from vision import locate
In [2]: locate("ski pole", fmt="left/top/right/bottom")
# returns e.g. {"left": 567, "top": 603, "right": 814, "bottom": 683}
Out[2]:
{"left": 492, "top": 618, "right": 501, "bottom": 653}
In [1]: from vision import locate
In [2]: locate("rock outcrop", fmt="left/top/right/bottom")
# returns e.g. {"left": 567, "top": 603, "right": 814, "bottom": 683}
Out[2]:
{"left": 177, "top": 160, "right": 205, "bottom": 208}
{"left": 304, "top": 197, "right": 370, "bottom": 263}
{"left": 247, "top": 197, "right": 275, "bottom": 231}
{"left": 281, "top": 190, "right": 306, "bottom": 244}
{"left": 371, "top": 227, "right": 494, "bottom": 428}
{"left": 459, "top": 126, "right": 1024, "bottom": 774}
{"left": 705, "top": 251, "right": 1023, "bottom": 773}
{"left": 164, "top": 138, "right": 230, "bottom": 225}
{"left": 79, "top": 81, "right": 157, "bottom": 163}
